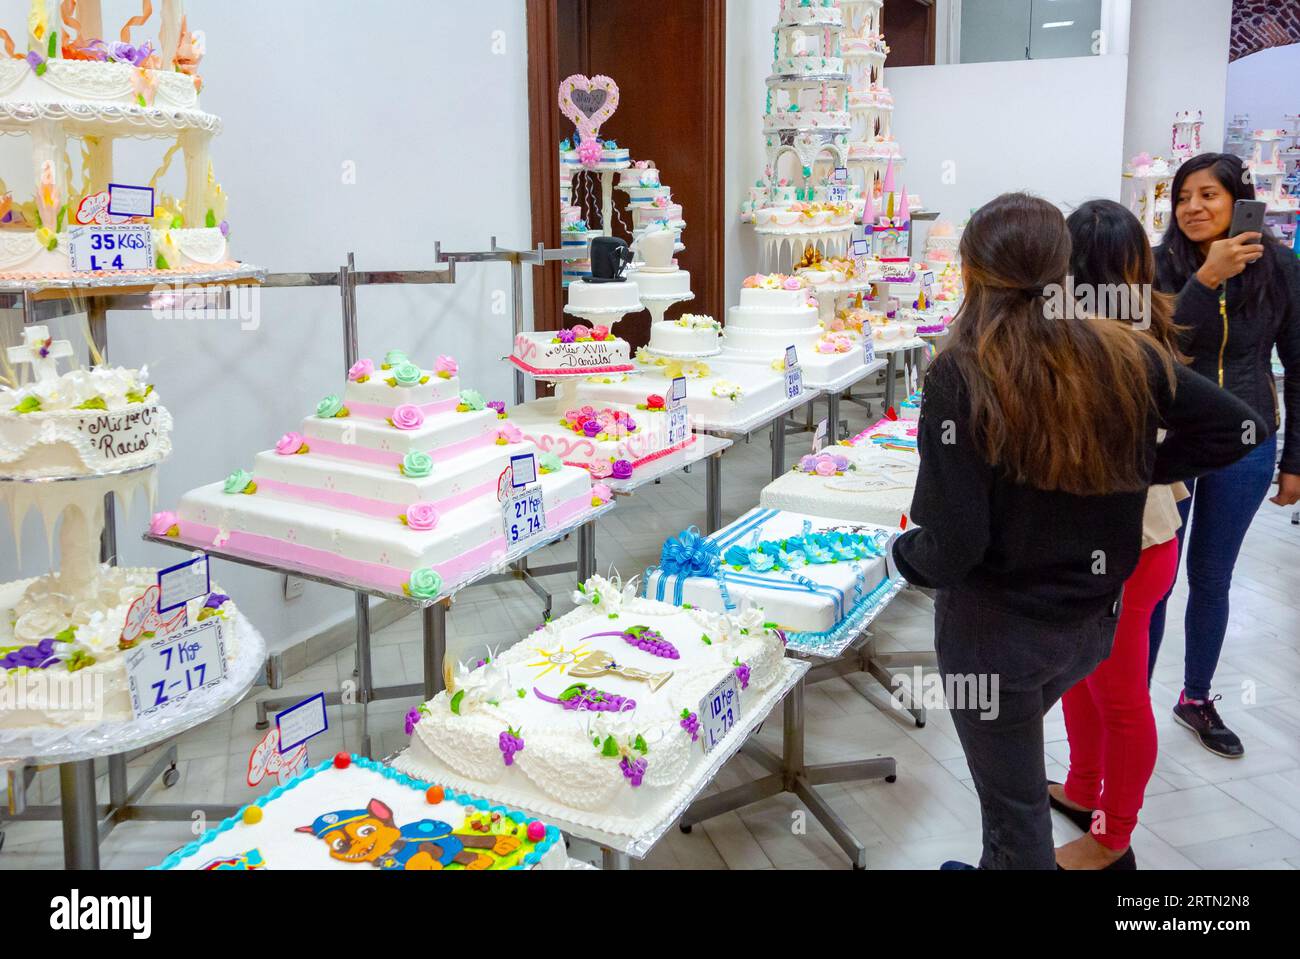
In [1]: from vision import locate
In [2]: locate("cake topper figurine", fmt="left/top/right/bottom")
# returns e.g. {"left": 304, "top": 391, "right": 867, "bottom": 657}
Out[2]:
{"left": 568, "top": 650, "right": 673, "bottom": 692}
{"left": 7, "top": 325, "right": 73, "bottom": 384}
{"left": 588, "top": 236, "right": 633, "bottom": 284}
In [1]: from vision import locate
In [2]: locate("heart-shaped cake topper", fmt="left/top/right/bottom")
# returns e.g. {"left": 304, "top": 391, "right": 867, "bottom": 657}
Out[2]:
{"left": 559, "top": 74, "right": 620, "bottom": 140}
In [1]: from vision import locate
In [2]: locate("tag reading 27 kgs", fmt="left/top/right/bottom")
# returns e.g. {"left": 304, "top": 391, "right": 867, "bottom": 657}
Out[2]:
{"left": 125, "top": 618, "right": 228, "bottom": 719}
{"left": 503, "top": 486, "right": 547, "bottom": 546}
{"left": 68, "top": 224, "right": 153, "bottom": 273}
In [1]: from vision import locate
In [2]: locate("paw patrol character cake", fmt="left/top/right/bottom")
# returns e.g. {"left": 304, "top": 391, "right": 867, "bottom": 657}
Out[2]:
{"left": 155, "top": 754, "right": 567, "bottom": 870}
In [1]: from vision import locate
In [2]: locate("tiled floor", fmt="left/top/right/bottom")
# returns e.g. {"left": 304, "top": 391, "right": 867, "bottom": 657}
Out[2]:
{"left": 3, "top": 398, "right": 1298, "bottom": 870}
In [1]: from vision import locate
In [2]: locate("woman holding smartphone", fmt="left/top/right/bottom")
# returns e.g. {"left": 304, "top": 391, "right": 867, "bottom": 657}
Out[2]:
{"left": 1149, "top": 153, "right": 1300, "bottom": 759}
{"left": 892, "top": 193, "right": 1264, "bottom": 870}
{"left": 1050, "top": 200, "right": 1189, "bottom": 870}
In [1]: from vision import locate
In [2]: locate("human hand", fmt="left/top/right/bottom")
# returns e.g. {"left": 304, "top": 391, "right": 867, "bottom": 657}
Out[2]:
{"left": 1196, "top": 233, "right": 1266, "bottom": 288}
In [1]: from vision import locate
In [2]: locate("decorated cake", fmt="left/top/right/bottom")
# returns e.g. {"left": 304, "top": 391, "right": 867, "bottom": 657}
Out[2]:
{"left": 566, "top": 277, "right": 644, "bottom": 316}
{"left": 725, "top": 274, "right": 867, "bottom": 385}
{"left": 0, "top": 0, "right": 240, "bottom": 278}
{"left": 163, "top": 353, "right": 602, "bottom": 600}
{"left": 396, "top": 575, "right": 788, "bottom": 837}
{"left": 644, "top": 314, "right": 723, "bottom": 359}
{"left": 625, "top": 228, "right": 692, "bottom": 300}
{"left": 510, "top": 324, "right": 634, "bottom": 377}
{"left": 1, "top": 326, "right": 171, "bottom": 477}
{"left": 156, "top": 754, "right": 567, "bottom": 871}
{"left": 644, "top": 508, "right": 897, "bottom": 647}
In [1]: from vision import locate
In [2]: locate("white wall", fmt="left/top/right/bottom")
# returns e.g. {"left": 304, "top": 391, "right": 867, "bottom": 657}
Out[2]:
{"left": 0, "top": 0, "right": 535, "bottom": 654}
{"left": 1123, "top": 0, "right": 1232, "bottom": 161}
{"left": 725, "top": 0, "right": 772, "bottom": 302}
{"left": 1226, "top": 43, "right": 1300, "bottom": 133}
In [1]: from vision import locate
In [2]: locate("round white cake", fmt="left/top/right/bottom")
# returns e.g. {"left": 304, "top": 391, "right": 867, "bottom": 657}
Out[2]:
{"left": 566, "top": 280, "right": 645, "bottom": 315}
{"left": 646, "top": 315, "right": 722, "bottom": 358}
{"left": 626, "top": 267, "right": 692, "bottom": 299}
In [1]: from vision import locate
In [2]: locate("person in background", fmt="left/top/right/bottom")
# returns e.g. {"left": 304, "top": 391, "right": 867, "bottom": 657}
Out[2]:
{"left": 1050, "top": 199, "right": 1189, "bottom": 870}
{"left": 1149, "top": 153, "right": 1300, "bottom": 759}
{"left": 892, "top": 193, "right": 1264, "bottom": 870}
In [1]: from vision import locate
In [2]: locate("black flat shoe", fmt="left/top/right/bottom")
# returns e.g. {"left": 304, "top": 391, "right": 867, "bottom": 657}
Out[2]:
{"left": 1057, "top": 847, "right": 1138, "bottom": 871}
{"left": 1048, "top": 781, "right": 1095, "bottom": 833}
{"left": 1173, "top": 695, "right": 1244, "bottom": 759}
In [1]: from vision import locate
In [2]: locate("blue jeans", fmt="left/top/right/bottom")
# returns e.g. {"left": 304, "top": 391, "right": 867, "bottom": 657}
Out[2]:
{"left": 1148, "top": 435, "right": 1277, "bottom": 700}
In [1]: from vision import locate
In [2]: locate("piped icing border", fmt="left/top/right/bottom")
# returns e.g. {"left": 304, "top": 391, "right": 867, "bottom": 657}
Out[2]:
{"left": 152, "top": 754, "right": 561, "bottom": 870}
{"left": 509, "top": 356, "right": 637, "bottom": 377}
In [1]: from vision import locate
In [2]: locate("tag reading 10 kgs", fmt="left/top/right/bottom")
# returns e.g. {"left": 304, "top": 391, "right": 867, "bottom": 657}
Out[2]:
{"left": 503, "top": 485, "right": 547, "bottom": 546}
{"left": 125, "top": 618, "right": 228, "bottom": 719}
{"left": 68, "top": 224, "right": 153, "bottom": 273}
{"left": 699, "top": 672, "right": 742, "bottom": 755}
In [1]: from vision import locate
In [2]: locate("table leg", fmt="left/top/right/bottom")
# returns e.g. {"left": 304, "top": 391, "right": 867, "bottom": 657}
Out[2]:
{"left": 423, "top": 602, "right": 447, "bottom": 701}
{"left": 601, "top": 847, "right": 632, "bottom": 870}
{"left": 827, "top": 392, "right": 842, "bottom": 442}
{"left": 884, "top": 353, "right": 898, "bottom": 411}
{"left": 60, "top": 760, "right": 99, "bottom": 870}
{"left": 108, "top": 754, "right": 127, "bottom": 809}
{"left": 771, "top": 414, "right": 787, "bottom": 481}
{"left": 577, "top": 522, "right": 597, "bottom": 582}
{"left": 354, "top": 592, "right": 373, "bottom": 758}
{"left": 706, "top": 450, "right": 723, "bottom": 535}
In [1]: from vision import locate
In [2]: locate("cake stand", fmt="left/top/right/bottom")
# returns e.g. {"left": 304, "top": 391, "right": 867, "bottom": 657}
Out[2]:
{"left": 638, "top": 288, "right": 694, "bottom": 329}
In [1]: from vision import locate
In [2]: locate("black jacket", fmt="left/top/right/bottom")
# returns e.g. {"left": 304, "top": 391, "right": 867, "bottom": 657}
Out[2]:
{"left": 1155, "top": 243, "right": 1300, "bottom": 475}
{"left": 893, "top": 352, "right": 1266, "bottom": 624}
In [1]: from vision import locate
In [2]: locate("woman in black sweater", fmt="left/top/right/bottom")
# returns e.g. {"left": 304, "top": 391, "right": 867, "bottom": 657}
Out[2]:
{"left": 892, "top": 193, "right": 1265, "bottom": 870}
{"left": 1147, "top": 153, "right": 1300, "bottom": 759}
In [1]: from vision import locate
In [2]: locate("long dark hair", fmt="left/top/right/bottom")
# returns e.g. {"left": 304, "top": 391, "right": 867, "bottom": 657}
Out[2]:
{"left": 951, "top": 193, "right": 1162, "bottom": 496}
{"left": 1067, "top": 199, "right": 1186, "bottom": 363}
{"left": 1160, "top": 152, "right": 1280, "bottom": 316}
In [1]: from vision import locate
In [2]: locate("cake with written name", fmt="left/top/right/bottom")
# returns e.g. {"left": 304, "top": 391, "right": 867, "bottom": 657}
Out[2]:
{"left": 510, "top": 324, "right": 634, "bottom": 377}
{"left": 156, "top": 754, "right": 567, "bottom": 870}
{"left": 163, "top": 352, "right": 603, "bottom": 600}
{"left": 725, "top": 274, "right": 866, "bottom": 385}
{"left": 1, "top": 327, "right": 171, "bottom": 478}
{"left": 0, "top": 0, "right": 241, "bottom": 278}
{"left": 395, "top": 575, "right": 787, "bottom": 837}
{"left": 645, "top": 508, "right": 897, "bottom": 646}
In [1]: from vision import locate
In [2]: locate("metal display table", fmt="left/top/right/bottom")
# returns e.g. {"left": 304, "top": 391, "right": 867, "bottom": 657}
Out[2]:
{"left": 694, "top": 389, "right": 822, "bottom": 533}
{"left": 793, "top": 358, "right": 888, "bottom": 442}
{"left": 1, "top": 616, "right": 267, "bottom": 870}
{"left": 680, "top": 582, "right": 912, "bottom": 869}
{"left": 392, "top": 658, "right": 809, "bottom": 870}
{"left": 145, "top": 501, "right": 613, "bottom": 758}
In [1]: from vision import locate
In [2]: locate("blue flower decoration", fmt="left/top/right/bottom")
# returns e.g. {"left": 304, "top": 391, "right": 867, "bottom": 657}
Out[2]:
{"left": 724, "top": 545, "right": 751, "bottom": 568}
{"left": 806, "top": 545, "right": 834, "bottom": 565}
{"left": 779, "top": 549, "right": 808, "bottom": 570}
{"left": 749, "top": 550, "right": 777, "bottom": 573}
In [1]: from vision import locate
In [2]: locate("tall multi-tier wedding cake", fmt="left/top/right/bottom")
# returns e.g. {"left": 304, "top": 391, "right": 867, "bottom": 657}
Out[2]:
{"left": 0, "top": 0, "right": 243, "bottom": 279}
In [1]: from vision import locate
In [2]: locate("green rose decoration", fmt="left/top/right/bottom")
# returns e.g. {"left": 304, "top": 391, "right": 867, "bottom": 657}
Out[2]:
{"left": 401, "top": 451, "right": 434, "bottom": 478}
{"left": 316, "top": 394, "right": 346, "bottom": 418}
{"left": 224, "top": 469, "right": 256, "bottom": 495}
{"left": 383, "top": 350, "right": 409, "bottom": 369}
{"left": 406, "top": 567, "right": 443, "bottom": 600}
{"left": 538, "top": 451, "right": 563, "bottom": 474}
{"left": 458, "top": 389, "right": 486, "bottom": 412}
{"left": 392, "top": 362, "right": 424, "bottom": 387}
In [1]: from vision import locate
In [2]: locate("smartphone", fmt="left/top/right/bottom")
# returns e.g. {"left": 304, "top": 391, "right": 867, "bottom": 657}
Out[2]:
{"left": 1229, "top": 199, "right": 1267, "bottom": 239}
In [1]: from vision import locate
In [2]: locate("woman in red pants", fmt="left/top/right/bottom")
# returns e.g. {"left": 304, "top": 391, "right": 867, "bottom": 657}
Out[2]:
{"left": 1052, "top": 200, "right": 1188, "bottom": 870}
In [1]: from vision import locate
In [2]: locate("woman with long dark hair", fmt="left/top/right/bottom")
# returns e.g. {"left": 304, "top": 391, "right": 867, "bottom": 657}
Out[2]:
{"left": 1149, "top": 153, "right": 1300, "bottom": 758}
{"left": 1050, "top": 199, "right": 1188, "bottom": 870}
{"left": 892, "top": 193, "right": 1265, "bottom": 870}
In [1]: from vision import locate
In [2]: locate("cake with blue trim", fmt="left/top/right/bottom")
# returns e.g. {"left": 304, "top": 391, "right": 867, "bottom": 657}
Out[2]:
{"left": 395, "top": 575, "right": 787, "bottom": 837}
{"left": 155, "top": 753, "right": 567, "bottom": 870}
{"left": 644, "top": 508, "right": 898, "bottom": 648}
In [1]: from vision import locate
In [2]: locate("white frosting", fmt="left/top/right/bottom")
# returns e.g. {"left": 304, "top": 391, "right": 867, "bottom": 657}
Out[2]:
{"left": 580, "top": 358, "right": 788, "bottom": 428}
{"left": 647, "top": 317, "right": 722, "bottom": 358}
{"left": 512, "top": 332, "right": 633, "bottom": 374}
{"left": 510, "top": 399, "right": 685, "bottom": 475}
{"left": 401, "top": 577, "right": 785, "bottom": 835}
{"left": 625, "top": 268, "right": 691, "bottom": 299}
{"left": 774, "top": 56, "right": 846, "bottom": 75}
{"left": 761, "top": 445, "right": 918, "bottom": 528}
{"left": 566, "top": 280, "right": 645, "bottom": 315}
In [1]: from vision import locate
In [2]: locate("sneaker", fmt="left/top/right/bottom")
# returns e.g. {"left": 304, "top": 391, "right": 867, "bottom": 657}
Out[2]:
{"left": 940, "top": 860, "right": 978, "bottom": 870}
{"left": 1172, "top": 693, "right": 1244, "bottom": 759}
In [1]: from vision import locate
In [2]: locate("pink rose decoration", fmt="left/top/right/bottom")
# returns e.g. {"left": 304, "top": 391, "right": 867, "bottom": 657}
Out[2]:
{"left": 572, "top": 325, "right": 591, "bottom": 340}
{"left": 817, "top": 341, "right": 836, "bottom": 355}
{"left": 589, "top": 461, "right": 613, "bottom": 479}
{"left": 498, "top": 424, "right": 524, "bottom": 444}
{"left": 276, "top": 432, "right": 307, "bottom": 455}
{"left": 815, "top": 457, "right": 837, "bottom": 477}
{"left": 592, "top": 326, "right": 610, "bottom": 342}
{"left": 391, "top": 405, "right": 425, "bottom": 431}
{"left": 149, "top": 511, "right": 178, "bottom": 536}
{"left": 591, "top": 483, "right": 613, "bottom": 504}
{"left": 783, "top": 277, "right": 803, "bottom": 291}
{"left": 405, "top": 503, "right": 440, "bottom": 532}
{"left": 564, "top": 409, "right": 581, "bottom": 425}
{"left": 348, "top": 359, "right": 374, "bottom": 382}
{"left": 434, "top": 355, "right": 458, "bottom": 376}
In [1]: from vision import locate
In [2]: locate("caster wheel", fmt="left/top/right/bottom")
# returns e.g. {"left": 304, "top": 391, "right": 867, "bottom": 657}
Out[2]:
{"left": 254, "top": 719, "right": 269, "bottom": 731}
{"left": 853, "top": 863, "right": 866, "bottom": 871}
{"left": 916, "top": 720, "right": 927, "bottom": 729}
{"left": 679, "top": 824, "right": 693, "bottom": 834}
{"left": 885, "top": 774, "right": 897, "bottom": 784}
{"left": 163, "top": 765, "right": 180, "bottom": 788}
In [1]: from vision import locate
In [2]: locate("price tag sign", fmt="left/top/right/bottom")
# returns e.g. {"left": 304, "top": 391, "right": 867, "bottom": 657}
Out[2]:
{"left": 668, "top": 376, "right": 689, "bottom": 445}
{"left": 108, "top": 182, "right": 155, "bottom": 218}
{"left": 503, "top": 485, "right": 547, "bottom": 546}
{"left": 833, "top": 167, "right": 850, "bottom": 184}
{"left": 852, "top": 236, "right": 871, "bottom": 274}
{"left": 699, "top": 673, "right": 742, "bottom": 755}
{"left": 814, "top": 418, "right": 829, "bottom": 453}
{"left": 276, "top": 692, "right": 329, "bottom": 753}
{"left": 827, "top": 185, "right": 850, "bottom": 204}
{"left": 509, "top": 453, "right": 538, "bottom": 489}
{"left": 68, "top": 224, "right": 153, "bottom": 273}
{"left": 157, "top": 554, "right": 211, "bottom": 614}
{"left": 863, "top": 335, "right": 877, "bottom": 365}
{"left": 125, "top": 619, "right": 228, "bottom": 719}
{"left": 921, "top": 270, "right": 936, "bottom": 301}
{"left": 785, "top": 345, "right": 803, "bottom": 399}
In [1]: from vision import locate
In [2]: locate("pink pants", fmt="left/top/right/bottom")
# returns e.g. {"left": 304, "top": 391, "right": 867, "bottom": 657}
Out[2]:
{"left": 1062, "top": 537, "right": 1179, "bottom": 851}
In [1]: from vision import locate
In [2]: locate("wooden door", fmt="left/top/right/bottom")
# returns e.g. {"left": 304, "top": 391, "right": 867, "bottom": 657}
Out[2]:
{"left": 527, "top": 0, "right": 727, "bottom": 349}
